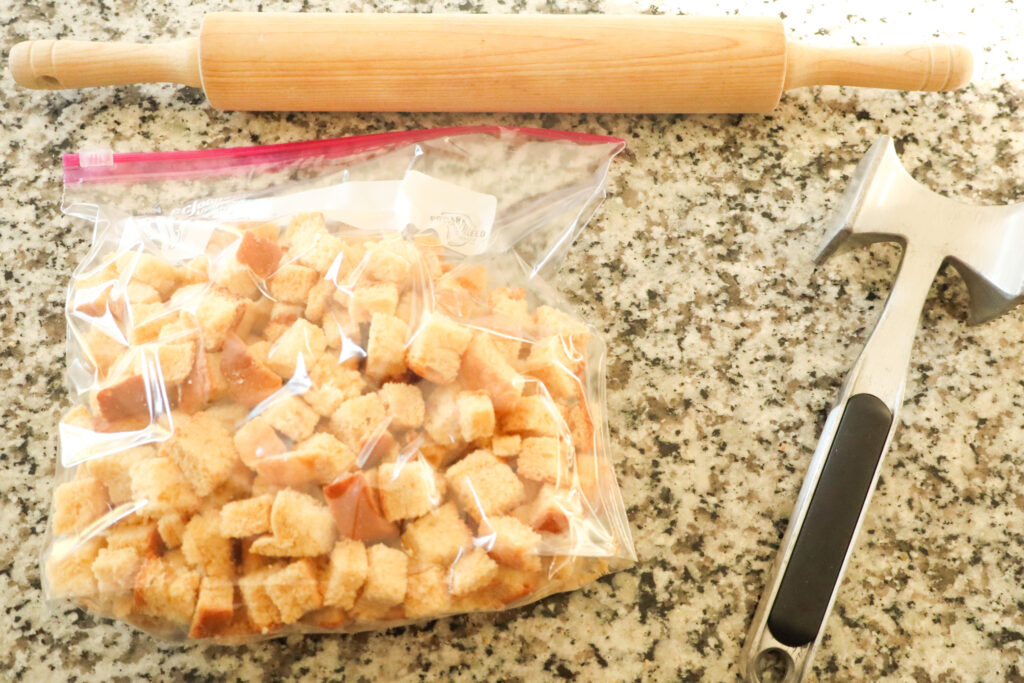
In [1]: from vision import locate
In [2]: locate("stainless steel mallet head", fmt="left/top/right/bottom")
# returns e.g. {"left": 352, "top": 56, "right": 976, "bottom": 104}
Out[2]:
{"left": 742, "top": 136, "right": 1024, "bottom": 682}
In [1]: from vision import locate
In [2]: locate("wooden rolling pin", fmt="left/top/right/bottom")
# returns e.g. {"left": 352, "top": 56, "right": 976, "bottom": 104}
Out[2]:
{"left": 9, "top": 14, "right": 972, "bottom": 113}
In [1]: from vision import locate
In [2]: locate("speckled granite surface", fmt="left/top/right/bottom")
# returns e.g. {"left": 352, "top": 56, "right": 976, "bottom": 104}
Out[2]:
{"left": 2, "top": 0, "right": 1023, "bottom": 680}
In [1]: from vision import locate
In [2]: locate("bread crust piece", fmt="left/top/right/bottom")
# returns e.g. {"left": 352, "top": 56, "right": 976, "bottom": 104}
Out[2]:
{"left": 323, "top": 471, "right": 399, "bottom": 543}
{"left": 221, "top": 333, "right": 282, "bottom": 407}
{"left": 255, "top": 432, "right": 356, "bottom": 488}
{"left": 189, "top": 576, "right": 235, "bottom": 638}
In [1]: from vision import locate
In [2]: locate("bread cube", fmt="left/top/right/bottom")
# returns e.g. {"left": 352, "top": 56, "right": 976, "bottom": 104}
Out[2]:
{"left": 236, "top": 230, "right": 282, "bottom": 279}
{"left": 488, "top": 287, "right": 530, "bottom": 325}
{"left": 533, "top": 305, "right": 590, "bottom": 347}
{"left": 250, "top": 489, "right": 335, "bottom": 557}
{"left": 92, "top": 546, "right": 142, "bottom": 594}
{"left": 379, "top": 382, "right": 424, "bottom": 430}
{"left": 195, "top": 287, "right": 247, "bottom": 352}
{"left": 167, "top": 411, "right": 241, "bottom": 497}
{"left": 362, "top": 238, "right": 415, "bottom": 287}
{"left": 361, "top": 544, "right": 408, "bottom": 607}
{"left": 45, "top": 537, "right": 103, "bottom": 598}
{"left": 235, "top": 295, "right": 273, "bottom": 339}
{"left": 449, "top": 548, "right": 498, "bottom": 597}
{"left": 267, "top": 318, "right": 327, "bottom": 379}
{"left": 378, "top": 460, "right": 443, "bottom": 522}
{"left": 404, "top": 565, "right": 451, "bottom": 619}
{"left": 344, "top": 282, "right": 400, "bottom": 324}
{"left": 490, "top": 435, "right": 521, "bottom": 458}
{"left": 406, "top": 313, "right": 473, "bottom": 384}
{"left": 295, "top": 232, "right": 345, "bottom": 276}
{"left": 423, "top": 384, "right": 462, "bottom": 446}
{"left": 445, "top": 450, "right": 525, "bottom": 522}
{"left": 561, "top": 402, "right": 596, "bottom": 453}
{"left": 329, "top": 393, "right": 387, "bottom": 451}
{"left": 133, "top": 554, "right": 201, "bottom": 624}
{"left": 366, "top": 313, "right": 408, "bottom": 381}
{"left": 459, "top": 333, "right": 524, "bottom": 413}
{"left": 52, "top": 477, "right": 109, "bottom": 535}
{"left": 269, "top": 264, "right": 319, "bottom": 304}
{"left": 323, "top": 472, "right": 399, "bottom": 544}
{"left": 178, "top": 349, "right": 227, "bottom": 413}
{"left": 517, "top": 436, "right": 571, "bottom": 485}
{"left": 221, "top": 333, "right": 282, "bottom": 407}
{"left": 323, "top": 539, "right": 368, "bottom": 610}
{"left": 265, "top": 559, "right": 323, "bottom": 624}
{"left": 488, "top": 566, "right": 541, "bottom": 605}
{"left": 457, "top": 391, "right": 495, "bottom": 442}
{"left": 105, "top": 520, "right": 161, "bottom": 557}
{"left": 118, "top": 252, "right": 180, "bottom": 299}
{"left": 524, "top": 336, "right": 581, "bottom": 399}
{"left": 401, "top": 502, "right": 472, "bottom": 569}
{"left": 130, "top": 457, "right": 199, "bottom": 518}
{"left": 238, "top": 566, "right": 282, "bottom": 633}
{"left": 500, "top": 396, "right": 562, "bottom": 437}
{"left": 516, "top": 484, "right": 583, "bottom": 534}
{"left": 480, "top": 516, "right": 542, "bottom": 571}
{"left": 255, "top": 433, "right": 355, "bottom": 487}
{"left": 153, "top": 341, "right": 197, "bottom": 385}
{"left": 158, "top": 513, "right": 186, "bottom": 549}
{"left": 281, "top": 212, "right": 326, "bottom": 247}
{"left": 189, "top": 576, "right": 235, "bottom": 638}
{"left": 233, "top": 417, "right": 287, "bottom": 469}
{"left": 220, "top": 494, "right": 274, "bottom": 538}
{"left": 94, "top": 374, "right": 154, "bottom": 424}
{"left": 215, "top": 255, "right": 259, "bottom": 299}
{"left": 304, "top": 279, "right": 332, "bottom": 324}
{"left": 181, "top": 510, "right": 234, "bottom": 579}
{"left": 304, "top": 354, "right": 366, "bottom": 417}
{"left": 261, "top": 395, "right": 319, "bottom": 442}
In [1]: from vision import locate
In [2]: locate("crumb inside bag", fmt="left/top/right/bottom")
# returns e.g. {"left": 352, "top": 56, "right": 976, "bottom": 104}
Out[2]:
{"left": 47, "top": 211, "right": 634, "bottom": 641}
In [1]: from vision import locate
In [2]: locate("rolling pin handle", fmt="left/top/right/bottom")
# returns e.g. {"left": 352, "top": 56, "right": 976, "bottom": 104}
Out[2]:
{"left": 784, "top": 41, "right": 973, "bottom": 92}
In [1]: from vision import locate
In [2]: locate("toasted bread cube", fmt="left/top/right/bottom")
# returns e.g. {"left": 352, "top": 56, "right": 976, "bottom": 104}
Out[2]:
{"left": 189, "top": 576, "right": 235, "bottom": 638}
{"left": 52, "top": 477, "right": 109, "bottom": 535}
{"left": 105, "top": 520, "right": 161, "bottom": 557}
{"left": 404, "top": 565, "right": 451, "bottom": 619}
{"left": 561, "top": 402, "right": 596, "bottom": 453}
{"left": 118, "top": 252, "right": 180, "bottom": 299}
{"left": 378, "top": 460, "right": 443, "bottom": 522}
{"left": 61, "top": 405, "right": 95, "bottom": 431}
{"left": 267, "top": 319, "right": 327, "bottom": 379}
{"left": 167, "top": 412, "right": 241, "bottom": 497}
{"left": 362, "top": 544, "right": 408, "bottom": 607}
{"left": 489, "top": 566, "right": 541, "bottom": 605}
{"left": 491, "top": 434, "right": 521, "bottom": 458}
{"left": 256, "top": 432, "right": 355, "bottom": 488}
{"left": 158, "top": 513, "right": 187, "bottom": 549}
{"left": 500, "top": 396, "right": 561, "bottom": 437}
{"left": 127, "top": 302, "right": 180, "bottom": 345}
{"left": 268, "top": 264, "right": 318, "bottom": 304}
{"left": 261, "top": 396, "right": 319, "bottom": 442}
{"left": 181, "top": 510, "right": 234, "bottom": 579}
{"left": 423, "top": 384, "right": 462, "bottom": 447}
{"left": 94, "top": 374, "right": 154, "bottom": 424}
{"left": 195, "top": 287, "right": 247, "bottom": 352}
{"left": 379, "top": 383, "right": 424, "bottom": 431}
{"left": 406, "top": 313, "right": 473, "bottom": 384}
{"left": 362, "top": 238, "right": 415, "bottom": 287}
{"left": 459, "top": 333, "right": 524, "bottom": 413}
{"left": 489, "top": 287, "right": 530, "bottom": 324}
{"left": 449, "top": 548, "right": 498, "bottom": 597}
{"left": 366, "top": 313, "right": 408, "bottom": 381}
{"left": 516, "top": 484, "right": 583, "bottom": 534}
{"left": 524, "top": 337, "right": 581, "bottom": 399}
{"left": 80, "top": 328, "right": 127, "bottom": 379}
{"left": 233, "top": 417, "right": 287, "bottom": 469}
{"left": 269, "top": 301, "right": 303, "bottom": 329}
{"left": 329, "top": 393, "right": 387, "bottom": 451}
{"left": 281, "top": 212, "right": 325, "bottom": 246}
{"left": 457, "top": 391, "right": 495, "bottom": 442}
{"left": 179, "top": 349, "right": 227, "bottom": 413}
{"left": 215, "top": 256, "right": 259, "bottom": 299}
{"left": 221, "top": 333, "right": 282, "bottom": 407}
{"left": 295, "top": 232, "right": 345, "bottom": 276}
{"left": 154, "top": 341, "right": 197, "bottom": 385}
{"left": 533, "top": 305, "right": 589, "bottom": 342}
{"left": 238, "top": 567, "right": 281, "bottom": 633}
{"left": 401, "top": 502, "right": 472, "bottom": 570}
{"left": 265, "top": 559, "right": 323, "bottom": 624}
{"left": 323, "top": 472, "right": 399, "bottom": 544}
{"left": 235, "top": 296, "right": 273, "bottom": 340}
{"left": 236, "top": 230, "right": 282, "bottom": 279}
{"left": 323, "top": 539, "right": 368, "bottom": 610}
{"left": 251, "top": 489, "right": 335, "bottom": 557}
{"left": 202, "top": 402, "right": 248, "bottom": 430}
{"left": 445, "top": 450, "right": 525, "bottom": 522}
{"left": 220, "top": 495, "right": 274, "bottom": 538}
{"left": 304, "top": 279, "right": 332, "bottom": 324}
{"left": 343, "top": 282, "right": 400, "bottom": 324}
{"left": 517, "top": 436, "right": 571, "bottom": 485}
{"left": 133, "top": 554, "right": 200, "bottom": 624}
{"left": 130, "top": 457, "right": 199, "bottom": 518}
{"left": 480, "top": 516, "right": 542, "bottom": 571}
{"left": 46, "top": 537, "right": 103, "bottom": 598}
{"left": 92, "top": 546, "right": 142, "bottom": 594}
{"left": 305, "top": 354, "right": 366, "bottom": 417}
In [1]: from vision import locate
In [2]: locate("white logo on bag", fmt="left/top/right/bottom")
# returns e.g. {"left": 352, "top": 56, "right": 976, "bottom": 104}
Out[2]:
{"left": 430, "top": 212, "right": 485, "bottom": 249}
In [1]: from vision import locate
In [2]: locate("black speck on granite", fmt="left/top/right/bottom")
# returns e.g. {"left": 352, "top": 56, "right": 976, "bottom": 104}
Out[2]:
{"left": 2, "top": 0, "right": 1023, "bottom": 680}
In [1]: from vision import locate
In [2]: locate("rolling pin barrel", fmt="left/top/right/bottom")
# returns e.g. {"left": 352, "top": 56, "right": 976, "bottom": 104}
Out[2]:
{"left": 7, "top": 14, "right": 973, "bottom": 113}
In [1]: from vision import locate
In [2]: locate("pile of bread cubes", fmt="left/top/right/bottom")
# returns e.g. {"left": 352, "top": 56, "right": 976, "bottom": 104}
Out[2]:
{"left": 47, "top": 212, "right": 618, "bottom": 640}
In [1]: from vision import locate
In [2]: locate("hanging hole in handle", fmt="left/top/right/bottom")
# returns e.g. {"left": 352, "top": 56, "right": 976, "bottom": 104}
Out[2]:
{"left": 753, "top": 648, "right": 794, "bottom": 683}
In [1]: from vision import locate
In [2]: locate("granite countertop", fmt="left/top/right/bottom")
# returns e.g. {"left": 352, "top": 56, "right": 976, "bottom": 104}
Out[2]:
{"left": 2, "top": 0, "right": 1023, "bottom": 680}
